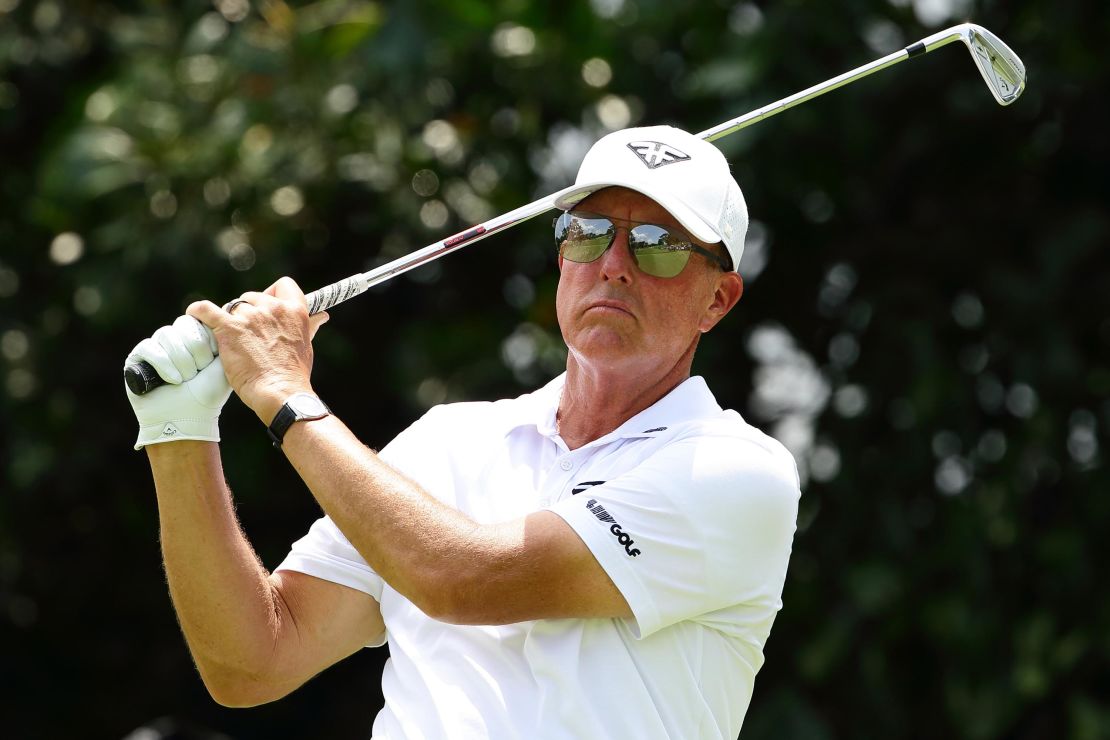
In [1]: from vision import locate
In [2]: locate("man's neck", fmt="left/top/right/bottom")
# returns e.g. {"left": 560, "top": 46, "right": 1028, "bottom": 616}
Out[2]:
{"left": 556, "top": 350, "right": 694, "bottom": 450}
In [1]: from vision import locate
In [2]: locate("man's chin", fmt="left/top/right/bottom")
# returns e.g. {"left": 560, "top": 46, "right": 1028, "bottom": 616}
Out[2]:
{"left": 570, "top": 328, "right": 639, "bottom": 360}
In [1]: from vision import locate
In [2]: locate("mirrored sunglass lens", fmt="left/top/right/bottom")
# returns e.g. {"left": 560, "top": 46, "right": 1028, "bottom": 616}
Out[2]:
{"left": 629, "top": 225, "right": 692, "bottom": 278}
{"left": 632, "top": 248, "right": 691, "bottom": 278}
{"left": 557, "top": 215, "right": 615, "bottom": 263}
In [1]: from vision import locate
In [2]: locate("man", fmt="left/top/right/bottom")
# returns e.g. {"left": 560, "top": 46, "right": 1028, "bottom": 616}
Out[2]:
{"left": 126, "top": 125, "right": 801, "bottom": 739}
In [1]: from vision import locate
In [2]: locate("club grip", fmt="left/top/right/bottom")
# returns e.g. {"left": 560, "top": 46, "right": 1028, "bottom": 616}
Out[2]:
{"left": 124, "top": 360, "right": 164, "bottom": 395}
{"left": 305, "top": 275, "right": 367, "bottom": 314}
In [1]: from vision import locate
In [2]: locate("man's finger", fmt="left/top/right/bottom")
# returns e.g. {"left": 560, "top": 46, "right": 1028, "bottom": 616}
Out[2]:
{"left": 309, "top": 311, "right": 330, "bottom": 340}
{"left": 232, "top": 291, "right": 269, "bottom": 310}
{"left": 173, "top": 315, "right": 216, "bottom": 368}
{"left": 126, "top": 335, "right": 183, "bottom": 385}
{"left": 271, "top": 276, "right": 306, "bottom": 306}
{"left": 187, "top": 300, "right": 228, "bottom": 330}
{"left": 153, "top": 324, "right": 199, "bottom": 381}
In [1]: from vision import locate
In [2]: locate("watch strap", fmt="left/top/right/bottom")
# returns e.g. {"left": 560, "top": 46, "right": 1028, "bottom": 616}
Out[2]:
{"left": 267, "top": 403, "right": 299, "bottom": 448}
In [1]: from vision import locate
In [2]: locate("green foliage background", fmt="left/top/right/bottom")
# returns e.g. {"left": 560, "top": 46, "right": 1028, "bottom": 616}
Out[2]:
{"left": 1, "top": 0, "right": 1107, "bottom": 737}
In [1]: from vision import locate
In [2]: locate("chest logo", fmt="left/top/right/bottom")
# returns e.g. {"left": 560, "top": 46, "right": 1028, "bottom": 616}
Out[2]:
{"left": 585, "top": 498, "right": 641, "bottom": 558}
{"left": 571, "top": 480, "right": 606, "bottom": 495}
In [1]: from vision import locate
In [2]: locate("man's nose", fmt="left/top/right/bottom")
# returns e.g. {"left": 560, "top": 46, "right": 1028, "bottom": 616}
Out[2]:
{"left": 598, "top": 229, "right": 635, "bottom": 282}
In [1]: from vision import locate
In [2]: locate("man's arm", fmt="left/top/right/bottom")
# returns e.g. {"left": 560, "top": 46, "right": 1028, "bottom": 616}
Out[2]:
{"left": 148, "top": 441, "right": 385, "bottom": 706}
{"left": 186, "top": 278, "right": 632, "bottom": 626}
{"left": 279, "top": 414, "right": 633, "bottom": 625}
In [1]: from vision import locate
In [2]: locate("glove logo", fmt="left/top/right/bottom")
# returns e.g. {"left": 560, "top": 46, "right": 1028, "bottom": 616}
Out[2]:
{"left": 161, "top": 423, "right": 180, "bottom": 437}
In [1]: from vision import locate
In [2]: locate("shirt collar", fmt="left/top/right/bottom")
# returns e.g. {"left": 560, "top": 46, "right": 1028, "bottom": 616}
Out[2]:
{"left": 512, "top": 372, "right": 723, "bottom": 444}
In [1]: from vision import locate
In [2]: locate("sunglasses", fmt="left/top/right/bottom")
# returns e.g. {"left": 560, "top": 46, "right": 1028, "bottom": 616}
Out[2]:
{"left": 554, "top": 211, "right": 730, "bottom": 279}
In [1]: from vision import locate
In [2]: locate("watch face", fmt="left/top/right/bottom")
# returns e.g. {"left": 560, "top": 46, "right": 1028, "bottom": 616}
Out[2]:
{"left": 289, "top": 393, "right": 329, "bottom": 418}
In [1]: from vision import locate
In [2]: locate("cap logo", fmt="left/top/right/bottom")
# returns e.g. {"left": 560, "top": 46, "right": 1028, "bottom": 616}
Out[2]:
{"left": 627, "top": 141, "right": 690, "bottom": 170}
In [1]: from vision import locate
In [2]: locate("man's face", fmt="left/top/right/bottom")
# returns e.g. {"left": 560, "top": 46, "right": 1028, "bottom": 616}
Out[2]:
{"left": 555, "top": 187, "right": 743, "bottom": 377}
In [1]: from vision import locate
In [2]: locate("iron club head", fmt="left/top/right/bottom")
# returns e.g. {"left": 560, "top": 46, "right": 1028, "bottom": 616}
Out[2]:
{"left": 962, "top": 24, "right": 1026, "bottom": 105}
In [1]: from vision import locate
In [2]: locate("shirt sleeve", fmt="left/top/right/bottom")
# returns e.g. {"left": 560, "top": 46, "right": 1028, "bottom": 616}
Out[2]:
{"left": 274, "top": 515, "right": 386, "bottom": 602}
{"left": 547, "top": 430, "right": 800, "bottom": 639}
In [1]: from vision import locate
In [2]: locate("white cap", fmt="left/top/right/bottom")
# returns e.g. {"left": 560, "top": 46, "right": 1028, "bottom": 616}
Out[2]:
{"left": 552, "top": 125, "right": 748, "bottom": 271}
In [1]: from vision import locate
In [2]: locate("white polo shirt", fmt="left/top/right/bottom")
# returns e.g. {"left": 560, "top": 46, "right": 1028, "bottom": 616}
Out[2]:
{"left": 276, "top": 373, "right": 800, "bottom": 739}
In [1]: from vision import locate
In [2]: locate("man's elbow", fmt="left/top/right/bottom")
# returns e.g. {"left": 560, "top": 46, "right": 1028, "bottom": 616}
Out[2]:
{"left": 207, "top": 684, "right": 273, "bottom": 709}
{"left": 198, "top": 664, "right": 295, "bottom": 708}
{"left": 414, "top": 581, "right": 473, "bottom": 625}
{"left": 413, "top": 567, "right": 503, "bottom": 626}
{"left": 421, "top": 563, "right": 545, "bottom": 626}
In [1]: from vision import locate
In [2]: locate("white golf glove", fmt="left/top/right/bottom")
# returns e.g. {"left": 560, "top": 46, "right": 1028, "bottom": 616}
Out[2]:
{"left": 125, "top": 315, "right": 233, "bottom": 450}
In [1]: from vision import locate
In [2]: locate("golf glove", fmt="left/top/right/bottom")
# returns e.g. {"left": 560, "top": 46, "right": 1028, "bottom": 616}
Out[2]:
{"left": 125, "top": 315, "right": 232, "bottom": 450}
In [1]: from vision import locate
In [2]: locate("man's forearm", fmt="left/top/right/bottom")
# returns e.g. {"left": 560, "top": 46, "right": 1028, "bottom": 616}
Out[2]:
{"left": 147, "top": 441, "right": 282, "bottom": 691}
{"left": 276, "top": 412, "right": 629, "bottom": 625}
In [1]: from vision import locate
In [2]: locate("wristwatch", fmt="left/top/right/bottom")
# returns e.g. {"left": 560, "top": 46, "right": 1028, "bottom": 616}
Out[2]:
{"left": 267, "top": 392, "right": 331, "bottom": 448}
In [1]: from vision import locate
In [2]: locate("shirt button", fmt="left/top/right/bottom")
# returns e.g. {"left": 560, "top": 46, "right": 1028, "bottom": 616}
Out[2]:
{"left": 559, "top": 459, "right": 573, "bottom": 471}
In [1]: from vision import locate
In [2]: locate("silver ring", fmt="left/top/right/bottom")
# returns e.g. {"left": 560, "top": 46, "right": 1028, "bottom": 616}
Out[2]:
{"left": 223, "top": 298, "right": 249, "bottom": 314}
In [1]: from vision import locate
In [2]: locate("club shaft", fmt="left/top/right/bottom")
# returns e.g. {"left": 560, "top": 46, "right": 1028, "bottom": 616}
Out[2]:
{"left": 314, "top": 28, "right": 973, "bottom": 315}
{"left": 698, "top": 28, "right": 968, "bottom": 141}
{"left": 305, "top": 195, "right": 559, "bottom": 314}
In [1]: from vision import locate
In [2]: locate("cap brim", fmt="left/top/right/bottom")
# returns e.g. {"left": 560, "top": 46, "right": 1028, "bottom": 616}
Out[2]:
{"left": 551, "top": 178, "right": 722, "bottom": 246}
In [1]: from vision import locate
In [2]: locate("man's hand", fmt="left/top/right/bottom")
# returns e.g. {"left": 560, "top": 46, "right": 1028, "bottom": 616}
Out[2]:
{"left": 125, "top": 315, "right": 233, "bottom": 449}
{"left": 187, "top": 277, "right": 329, "bottom": 426}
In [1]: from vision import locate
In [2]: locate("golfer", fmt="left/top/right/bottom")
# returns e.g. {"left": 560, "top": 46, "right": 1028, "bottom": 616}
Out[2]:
{"left": 126, "top": 125, "right": 800, "bottom": 739}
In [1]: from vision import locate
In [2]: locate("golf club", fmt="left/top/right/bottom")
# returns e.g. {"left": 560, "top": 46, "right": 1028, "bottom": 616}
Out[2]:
{"left": 125, "top": 22, "right": 1025, "bottom": 395}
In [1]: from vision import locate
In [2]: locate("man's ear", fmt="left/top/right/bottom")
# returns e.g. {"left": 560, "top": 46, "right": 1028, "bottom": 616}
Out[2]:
{"left": 698, "top": 272, "right": 743, "bottom": 333}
